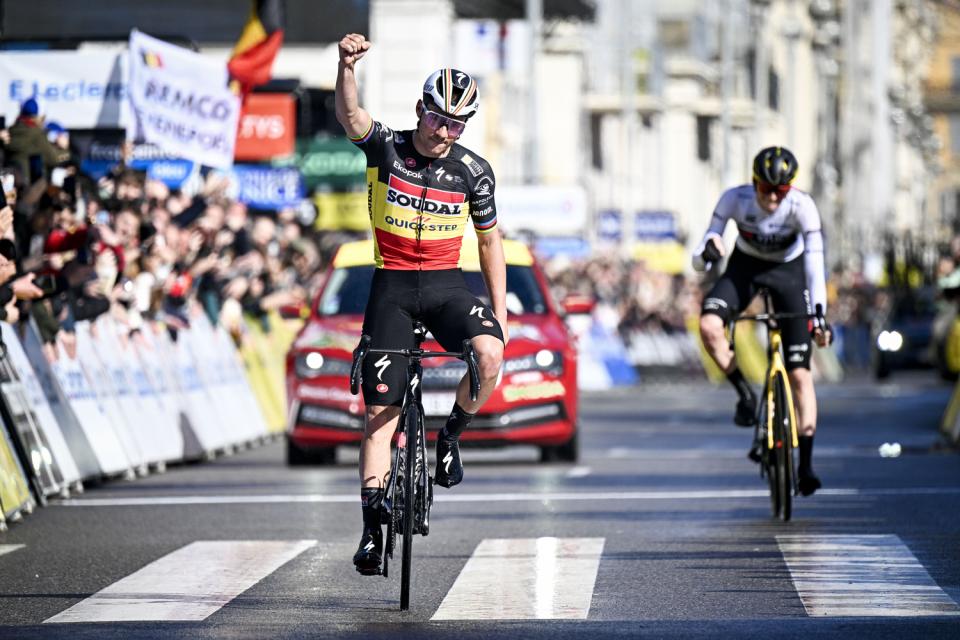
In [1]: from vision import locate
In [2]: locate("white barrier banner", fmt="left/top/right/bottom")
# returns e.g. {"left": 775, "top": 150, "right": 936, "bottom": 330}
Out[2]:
{"left": 0, "top": 51, "right": 130, "bottom": 128}
{"left": 1, "top": 322, "right": 81, "bottom": 488}
{"left": 127, "top": 29, "right": 240, "bottom": 169}
{"left": 167, "top": 327, "right": 232, "bottom": 452}
{"left": 22, "top": 320, "right": 101, "bottom": 480}
{"left": 75, "top": 322, "right": 146, "bottom": 471}
{"left": 95, "top": 316, "right": 182, "bottom": 466}
{"left": 50, "top": 332, "right": 131, "bottom": 477}
{"left": 190, "top": 312, "right": 265, "bottom": 443}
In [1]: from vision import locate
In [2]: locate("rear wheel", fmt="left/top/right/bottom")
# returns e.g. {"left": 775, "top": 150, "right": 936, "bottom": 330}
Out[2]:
{"left": 400, "top": 406, "right": 418, "bottom": 611}
{"left": 772, "top": 372, "right": 793, "bottom": 522}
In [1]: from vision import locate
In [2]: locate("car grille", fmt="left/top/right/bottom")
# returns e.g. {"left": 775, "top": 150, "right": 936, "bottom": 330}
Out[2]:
{"left": 422, "top": 361, "right": 467, "bottom": 389}
{"left": 425, "top": 401, "right": 566, "bottom": 430}
{"left": 297, "top": 404, "right": 364, "bottom": 430}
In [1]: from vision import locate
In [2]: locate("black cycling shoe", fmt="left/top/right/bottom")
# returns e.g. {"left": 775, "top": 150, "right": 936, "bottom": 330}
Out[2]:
{"left": 798, "top": 469, "right": 822, "bottom": 497}
{"left": 352, "top": 527, "right": 383, "bottom": 575}
{"left": 434, "top": 435, "right": 463, "bottom": 488}
{"left": 747, "top": 441, "right": 762, "bottom": 464}
{"left": 734, "top": 396, "right": 757, "bottom": 427}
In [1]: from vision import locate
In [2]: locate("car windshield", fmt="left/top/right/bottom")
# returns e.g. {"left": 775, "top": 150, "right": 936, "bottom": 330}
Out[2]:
{"left": 316, "top": 265, "right": 549, "bottom": 316}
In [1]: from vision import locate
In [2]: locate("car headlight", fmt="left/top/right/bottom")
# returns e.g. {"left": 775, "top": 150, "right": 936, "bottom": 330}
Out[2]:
{"left": 294, "top": 352, "right": 353, "bottom": 378}
{"left": 503, "top": 350, "right": 563, "bottom": 375}
{"left": 877, "top": 330, "right": 904, "bottom": 352}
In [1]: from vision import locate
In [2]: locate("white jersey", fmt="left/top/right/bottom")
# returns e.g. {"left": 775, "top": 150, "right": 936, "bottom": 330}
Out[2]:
{"left": 693, "top": 185, "right": 827, "bottom": 314}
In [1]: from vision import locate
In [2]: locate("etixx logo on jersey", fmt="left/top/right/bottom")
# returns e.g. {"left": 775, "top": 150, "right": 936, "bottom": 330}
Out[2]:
{"left": 387, "top": 174, "right": 465, "bottom": 216}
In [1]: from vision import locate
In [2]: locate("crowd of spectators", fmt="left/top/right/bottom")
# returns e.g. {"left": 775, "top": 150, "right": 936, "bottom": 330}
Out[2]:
{"left": 0, "top": 97, "right": 330, "bottom": 361}
{"left": 3, "top": 94, "right": 953, "bottom": 380}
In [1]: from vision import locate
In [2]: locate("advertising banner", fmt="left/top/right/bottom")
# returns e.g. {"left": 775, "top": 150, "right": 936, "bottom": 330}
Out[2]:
{"left": 235, "top": 93, "right": 296, "bottom": 161}
{"left": 127, "top": 29, "right": 241, "bottom": 169}
{"left": 313, "top": 190, "right": 368, "bottom": 231}
{"left": 231, "top": 166, "right": 303, "bottom": 209}
{"left": 21, "top": 321, "right": 101, "bottom": 480}
{"left": 0, "top": 51, "right": 129, "bottom": 128}
{"left": 0, "top": 417, "right": 31, "bottom": 525}
{"left": 80, "top": 141, "right": 195, "bottom": 188}
{"left": 50, "top": 341, "right": 132, "bottom": 478}
{"left": 2, "top": 323, "right": 81, "bottom": 490}
{"left": 273, "top": 138, "right": 366, "bottom": 190}
{"left": 496, "top": 186, "right": 588, "bottom": 237}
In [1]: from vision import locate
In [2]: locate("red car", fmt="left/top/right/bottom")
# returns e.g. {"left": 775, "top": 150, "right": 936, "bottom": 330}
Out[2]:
{"left": 285, "top": 239, "right": 580, "bottom": 465}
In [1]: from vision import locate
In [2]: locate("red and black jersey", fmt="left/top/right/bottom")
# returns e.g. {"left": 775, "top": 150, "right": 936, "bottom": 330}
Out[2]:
{"left": 350, "top": 120, "right": 498, "bottom": 270}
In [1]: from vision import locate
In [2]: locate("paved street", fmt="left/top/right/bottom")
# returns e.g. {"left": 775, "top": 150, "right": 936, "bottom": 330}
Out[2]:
{"left": 1, "top": 373, "right": 959, "bottom": 639}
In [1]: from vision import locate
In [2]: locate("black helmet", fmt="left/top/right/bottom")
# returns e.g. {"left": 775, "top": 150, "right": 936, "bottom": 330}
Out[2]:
{"left": 752, "top": 146, "right": 798, "bottom": 185}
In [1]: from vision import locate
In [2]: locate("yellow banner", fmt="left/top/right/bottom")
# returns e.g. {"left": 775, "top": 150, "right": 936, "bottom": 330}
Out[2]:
{"left": 314, "top": 191, "right": 369, "bottom": 232}
{"left": 0, "top": 426, "right": 31, "bottom": 521}
{"left": 238, "top": 312, "right": 304, "bottom": 434}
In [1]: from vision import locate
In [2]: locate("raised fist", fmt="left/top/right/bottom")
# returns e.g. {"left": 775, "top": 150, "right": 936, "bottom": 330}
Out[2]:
{"left": 339, "top": 33, "right": 371, "bottom": 67}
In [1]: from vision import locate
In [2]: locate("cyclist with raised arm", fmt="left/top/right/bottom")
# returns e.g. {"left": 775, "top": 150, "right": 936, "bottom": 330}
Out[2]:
{"left": 335, "top": 33, "right": 508, "bottom": 575}
{"left": 693, "top": 147, "right": 831, "bottom": 497}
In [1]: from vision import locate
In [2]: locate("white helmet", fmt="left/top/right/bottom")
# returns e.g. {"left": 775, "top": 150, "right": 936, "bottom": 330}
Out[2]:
{"left": 422, "top": 68, "right": 480, "bottom": 119}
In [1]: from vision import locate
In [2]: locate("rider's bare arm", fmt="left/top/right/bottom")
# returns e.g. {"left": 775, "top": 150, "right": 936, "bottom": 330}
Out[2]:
{"left": 335, "top": 33, "right": 373, "bottom": 140}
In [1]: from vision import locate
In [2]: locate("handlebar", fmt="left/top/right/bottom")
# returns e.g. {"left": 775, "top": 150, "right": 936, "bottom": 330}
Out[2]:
{"left": 349, "top": 334, "right": 482, "bottom": 402}
{"left": 729, "top": 304, "right": 831, "bottom": 348}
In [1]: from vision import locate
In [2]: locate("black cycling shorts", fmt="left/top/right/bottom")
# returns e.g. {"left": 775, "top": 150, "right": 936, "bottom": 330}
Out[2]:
{"left": 361, "top": 268, "right": 504, "bottom": 407}
{"left": 701, "top": 249, "right": 812, "bottom": 371}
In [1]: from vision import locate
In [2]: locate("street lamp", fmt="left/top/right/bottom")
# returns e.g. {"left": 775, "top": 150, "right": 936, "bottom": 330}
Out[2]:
{"left": 749, "top": 0, "right": 773, "bottom": 155}
{"left": 808, "top": 0, "right": 844, "bottom": 261}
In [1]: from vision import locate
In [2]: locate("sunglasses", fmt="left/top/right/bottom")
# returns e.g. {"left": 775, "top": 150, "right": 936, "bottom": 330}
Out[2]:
{"left": 755, "top": 181, "right": 791, "bottom": 197}
{"left": 422, "top": 109, "right": 467, "bottom": 138}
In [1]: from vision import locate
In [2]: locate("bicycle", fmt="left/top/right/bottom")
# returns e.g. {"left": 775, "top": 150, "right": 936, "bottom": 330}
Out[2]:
{"left": 729, "top": 290, "right": 825, "bottom": 522}
{"left": 349, "top": 321, "right": 480, "bottom": 611}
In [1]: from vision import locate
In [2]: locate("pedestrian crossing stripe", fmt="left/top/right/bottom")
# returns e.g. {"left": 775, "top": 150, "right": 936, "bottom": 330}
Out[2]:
{"left": 0, "top": 544, "right": 25, "bottom": 558}
{"left": 43, "top": 540, "right": 316, "bottom": 623}
{"left": 777, "top": 534, "right": 960, "bottom": 617}
{"left": 29, "top": 534, "right": 960, "bottom": 623}
{"left": 432, "top": 537, "right": 605, "bottom": 620}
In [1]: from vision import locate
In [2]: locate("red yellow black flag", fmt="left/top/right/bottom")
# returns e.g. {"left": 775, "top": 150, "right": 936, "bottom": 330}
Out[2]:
{"left": 228, "top": 0, "right": 285, "bottom": 98}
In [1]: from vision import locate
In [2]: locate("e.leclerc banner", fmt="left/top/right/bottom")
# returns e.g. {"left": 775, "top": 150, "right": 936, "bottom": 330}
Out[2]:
{"left": 0, "top": 51, "right": 130, "bottom": 128}
{"left": 127, "top": 29, "right": 240, "bottom": 170}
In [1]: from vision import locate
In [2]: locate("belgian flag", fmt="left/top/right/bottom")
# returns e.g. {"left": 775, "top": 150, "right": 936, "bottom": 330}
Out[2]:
{"left": 228, "top": 0, "right": 285, "bottom": 98}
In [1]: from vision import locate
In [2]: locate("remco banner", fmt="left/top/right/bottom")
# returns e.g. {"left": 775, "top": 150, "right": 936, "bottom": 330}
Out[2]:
{"left": 127, "top": 29, "right": 240, "bottom": 170}
{"left": 0, "top": 51, "right": 130, "bottom": 128}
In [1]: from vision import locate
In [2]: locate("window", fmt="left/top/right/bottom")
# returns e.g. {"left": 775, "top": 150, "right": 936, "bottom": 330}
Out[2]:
{"left": 697, "top": 116, "right": 712, "bottom": 162}
{"left": 768, "top": 68, "right": 780, "bottom": 111}
{"left": 950, "top": 114, "right": 960, "bottom": 155}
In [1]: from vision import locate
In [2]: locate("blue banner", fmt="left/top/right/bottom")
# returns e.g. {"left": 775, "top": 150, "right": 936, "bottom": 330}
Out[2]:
{"left": 232, "top": 166, "right": 303, "bottom": 210}
{"left": 634, "top": 211, "right": 676, "bottom": 240}
{"left": 80, "top": 141, "right": 194, "bottom": 188}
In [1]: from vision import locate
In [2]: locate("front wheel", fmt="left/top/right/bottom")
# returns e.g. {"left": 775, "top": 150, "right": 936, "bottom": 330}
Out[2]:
{"left": 400, "top": 406, "right": 418, "bottom": 611}
{"left": 772, "top": 372, "right": 793, "bottom": 521}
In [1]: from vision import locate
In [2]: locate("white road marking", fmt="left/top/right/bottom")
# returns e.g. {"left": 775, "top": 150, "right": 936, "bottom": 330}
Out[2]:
{"left": 777, "top": 534, "right": 960, "bottom": 617}
{"left": 432, "top": 537, "right": 604, "bottom": 620}
{"left": 0, "top": 544, "right": 25, "bottom": 558}
{"left": 44, "top": 540, "right": 315, "bottom": 623}
{"left": 54, "top": 485, "right": 960, "bottom": 508}
{"left": 565, "top": 466, "right": 592, "bottom": 478}
{"left": 55, "top": 488, "right": 850, "bottom": 507}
